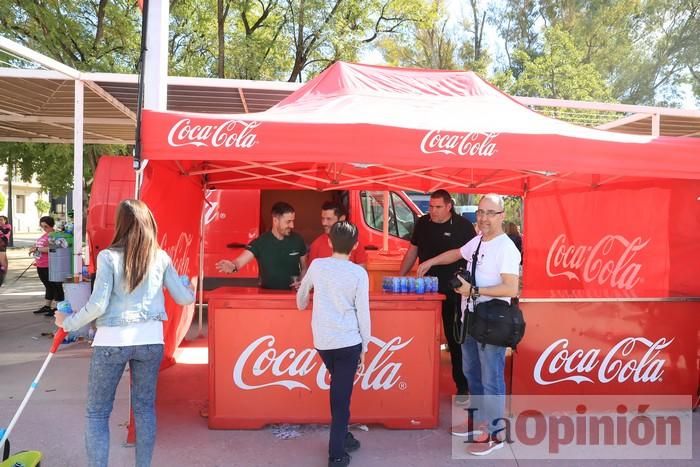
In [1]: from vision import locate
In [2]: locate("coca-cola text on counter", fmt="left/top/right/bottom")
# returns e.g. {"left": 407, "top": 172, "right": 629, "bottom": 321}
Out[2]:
{"left": 533, "top": 337, "right": 674, "bottom": 385}
{"left": 232, "top": 335, "right": 413, "bottom": 391}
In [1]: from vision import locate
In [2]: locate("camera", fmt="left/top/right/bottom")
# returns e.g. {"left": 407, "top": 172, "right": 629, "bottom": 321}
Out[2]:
{"left": 448, "top": 267, "right": 472, "bottom": 289}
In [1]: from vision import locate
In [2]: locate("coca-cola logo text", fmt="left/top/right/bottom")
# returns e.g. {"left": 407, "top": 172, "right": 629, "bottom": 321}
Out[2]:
{"left": 545, "top": 234, "right": 650, "bottom": 290}
{"left": 534, "top": 337, "right": 673, "bottom": 385}
{"left": 420, "top": 130, "right": 498, "bottom": 157}
{"left": 232, "top": 335, "right": 412, "bottom": 391}
{"left": 167, "top": 118, "right": 260, "bottom": 149}
{"left": 160, "top": 232, "right": 192, "bottom": 274}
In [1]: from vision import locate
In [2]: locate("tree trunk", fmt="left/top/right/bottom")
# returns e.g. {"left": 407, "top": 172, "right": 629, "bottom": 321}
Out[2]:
{"left": 289, "top": 0, "right": 306, "bottom": 82}
{"left": 217, "top": 0, "right": 226, "bottom": 78}
{"left": 94, "top": 0, "right": 109, "bottom": 48}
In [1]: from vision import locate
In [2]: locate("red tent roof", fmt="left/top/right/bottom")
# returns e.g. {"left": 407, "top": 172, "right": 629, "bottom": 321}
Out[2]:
{"left": 141, "top": 62, "right": 700, "bottom": 193}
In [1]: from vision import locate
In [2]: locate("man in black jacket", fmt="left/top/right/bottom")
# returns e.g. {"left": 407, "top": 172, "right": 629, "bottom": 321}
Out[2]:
{"left": 398, "top": 190, "right": 476, "bottom": 401}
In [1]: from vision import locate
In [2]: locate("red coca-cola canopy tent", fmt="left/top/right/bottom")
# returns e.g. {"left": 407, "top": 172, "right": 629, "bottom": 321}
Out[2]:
{"left": 141, "top": 62, "right": 700, "bottom": 194}
{"left": 136, "top": 62, "right": 699, "bottom": 402}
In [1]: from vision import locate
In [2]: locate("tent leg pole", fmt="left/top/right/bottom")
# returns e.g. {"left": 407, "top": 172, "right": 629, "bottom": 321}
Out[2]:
{"left": 382, "top": 191, "right": 390, "bottom": 252}
{"left": 72, "top": 80, "right": 84, "bottom": 281}
{"left": 197, "top": 188, "right": 206, "bottom": 338}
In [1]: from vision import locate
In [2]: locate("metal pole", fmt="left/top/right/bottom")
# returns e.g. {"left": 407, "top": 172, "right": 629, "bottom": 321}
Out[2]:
{"left": 382, "top": 191, "right": 390, "bottom": 252}
{"left": 7, "top": 156, "right": 13, "bottom": 247}
{"left": 197, "top": 188, "right": 206, "bottom": 338}
{"left": 72, "top": 80, "right": 84, "bottom": 280}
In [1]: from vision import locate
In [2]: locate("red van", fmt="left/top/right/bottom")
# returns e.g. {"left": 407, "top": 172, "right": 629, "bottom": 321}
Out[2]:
{"left": 88, "top": 157, "right": 421, "bottom": 293}
{"left": 85, "top": 156, "right": 136, "bottom": 274}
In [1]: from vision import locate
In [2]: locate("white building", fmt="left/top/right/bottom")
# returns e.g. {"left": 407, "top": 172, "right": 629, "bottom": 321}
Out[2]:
{"left": 0, "top": 166, "right": 50, "bottom": 233}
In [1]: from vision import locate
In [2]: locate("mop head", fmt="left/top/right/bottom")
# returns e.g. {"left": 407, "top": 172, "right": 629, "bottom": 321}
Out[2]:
{"left": 0, "top": 450, "right": 43, "bottom": 467}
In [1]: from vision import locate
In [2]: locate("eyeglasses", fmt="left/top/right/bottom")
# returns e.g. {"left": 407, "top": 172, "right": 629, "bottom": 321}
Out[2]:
{"left": 475, "top": 209, "right": 504, "bottom": 218}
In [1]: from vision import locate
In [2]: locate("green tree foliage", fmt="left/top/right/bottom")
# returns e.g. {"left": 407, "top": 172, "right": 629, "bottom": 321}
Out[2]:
{"left": 161, "top": 0, "right": 430, "bottom": 81}
{"left": 490, "top": 0, "right": 540, "bottom": 78}
{"left": 493, "top": 0, "right": 699, "bottom": 106}
{"left": 503, "top": 196, "right": 523, "bottom": 227}
{"left": 0, "top": 192, "right": 5, "bottom": 212}
{"left": 457, "top": 0, "right": 491, "bottom": 74}
{"left": 377, "top": 0, "right": 455, "bottom": 69}
{"left": 0, "top": 143, "right": 129, "bottom": 196}
{"left": 0, "top": 0, "right": 142, "bottom": 72}
{"left": 625, "top": 0, "right": 700, "bottom": 105}
{"left": 377, "top": 0, "right": 490, "bottom": 73}
{"left": 507, "top": 26, "right": 613, "bottom": 101}
{"left": 35, "top": 198, "right": 50, "bottom": 214}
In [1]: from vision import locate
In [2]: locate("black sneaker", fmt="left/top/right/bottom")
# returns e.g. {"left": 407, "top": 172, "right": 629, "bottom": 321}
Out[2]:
{"left": 34, "top": 305, "right": 51, "bottom": 314}
{"left": 344, "top": 432, "right": 360, "bottom": 452}
{"left": 328, "top": 453, "right": 351, "bottom": 467}
{"left": 44, "top": 308, "right": 56, "bottom": 317}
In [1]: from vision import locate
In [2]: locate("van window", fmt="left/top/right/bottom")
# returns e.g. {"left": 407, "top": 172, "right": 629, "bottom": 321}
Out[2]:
{"left": 391, "top": 192, "right": 415, "bottom": 239}
{"left": 360, "top": 191, "right": 415, "bottom": 240}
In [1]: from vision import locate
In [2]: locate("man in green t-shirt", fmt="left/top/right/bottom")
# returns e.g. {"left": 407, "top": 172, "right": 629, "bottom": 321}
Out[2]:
{"left": 216, "top": 201, "right": 308, "bottom": 289}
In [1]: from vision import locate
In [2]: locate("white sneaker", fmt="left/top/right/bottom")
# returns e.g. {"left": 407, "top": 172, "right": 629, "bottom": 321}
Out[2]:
{"left": 468, "top": 435, "right": 505, "bottom": 456}
{"left": 451, "top": 422, "right": 486, "bottom": 439}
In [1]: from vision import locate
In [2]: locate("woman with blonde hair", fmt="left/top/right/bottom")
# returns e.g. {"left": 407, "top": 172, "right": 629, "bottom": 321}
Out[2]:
{"left": 55, "top": 200, "right": 194, "bottom": 467}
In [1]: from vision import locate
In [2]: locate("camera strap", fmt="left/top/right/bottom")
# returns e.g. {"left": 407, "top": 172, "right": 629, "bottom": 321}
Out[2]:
{"left": 454, "top": 239, "right": 482, "bottom": 344}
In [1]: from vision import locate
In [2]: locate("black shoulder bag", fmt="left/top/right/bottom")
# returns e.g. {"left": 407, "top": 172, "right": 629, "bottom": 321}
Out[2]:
{"left": 461, "top": 241, "right": 526, "bottom": 349}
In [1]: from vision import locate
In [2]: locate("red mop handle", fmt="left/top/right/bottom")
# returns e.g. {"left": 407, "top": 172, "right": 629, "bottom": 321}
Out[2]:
{"left": 50, "top": 328, "right": 68, "bottom": 353}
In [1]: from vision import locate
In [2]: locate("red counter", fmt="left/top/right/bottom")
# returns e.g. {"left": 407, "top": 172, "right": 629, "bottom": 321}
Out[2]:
{"left": 511, "top": 299, "right": 699, "bottom": 411}
{"left": 208, "top": 288, "right": 444, "bottom": 429}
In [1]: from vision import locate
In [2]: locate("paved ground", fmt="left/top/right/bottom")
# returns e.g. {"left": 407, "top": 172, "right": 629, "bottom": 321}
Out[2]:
{"left": 5, "top": 231, "right": 43, "bottom": 249}
{"left": 1, "top": 244, "right": 697, "bottom": 466}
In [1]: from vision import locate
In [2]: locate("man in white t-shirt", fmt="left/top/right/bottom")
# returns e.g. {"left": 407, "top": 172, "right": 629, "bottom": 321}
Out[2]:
{"left": 417, "top": 193, "right": 520, "bottom": 456}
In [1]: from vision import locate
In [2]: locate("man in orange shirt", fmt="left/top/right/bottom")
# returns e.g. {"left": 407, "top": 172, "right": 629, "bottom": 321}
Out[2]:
{"left": 308, "top": 201, "right": 367, "bottom": 268}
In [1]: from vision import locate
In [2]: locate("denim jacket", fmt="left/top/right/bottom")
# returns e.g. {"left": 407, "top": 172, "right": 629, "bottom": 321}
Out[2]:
{"left": 62, "top": 248, "right": 195, "bottom": 331}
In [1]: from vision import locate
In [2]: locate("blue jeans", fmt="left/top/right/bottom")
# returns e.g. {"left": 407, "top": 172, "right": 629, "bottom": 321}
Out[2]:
{"left": 317, "top": 344, "right": 362, "bottom": 459}
{"left": 461, "top": 335, "right": 506, "bottom": 435}
{"left": 85, "top": 344, "right": 164, "bottom": 467}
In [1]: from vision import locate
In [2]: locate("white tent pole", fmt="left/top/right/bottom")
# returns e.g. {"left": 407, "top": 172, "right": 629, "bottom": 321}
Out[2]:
{"left": 72, "top": 80, "right": 84, "bottom": 280}
{"left": 144, "top": 0, "right": 169, "bottom": 111}
{"left": 134, "top": 0, "right": 169, "bottom": 196}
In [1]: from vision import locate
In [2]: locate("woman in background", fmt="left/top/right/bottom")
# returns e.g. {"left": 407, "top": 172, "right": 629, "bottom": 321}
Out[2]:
{"left": 30, "top": 216, "right": 64, "bottom": 315}
{"left": 505, "top": 221, "right": 522, "bottom": 254}
{"left": 0, "top": 215, "right": 10, "bottom": 286}
{"left": 55, "top": 200, "right": 195, "bottom": 467}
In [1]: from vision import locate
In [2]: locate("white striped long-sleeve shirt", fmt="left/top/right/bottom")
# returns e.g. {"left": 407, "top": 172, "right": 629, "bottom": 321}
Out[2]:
{"left": 296, "top": 257, "right": 371, "bottom": 353}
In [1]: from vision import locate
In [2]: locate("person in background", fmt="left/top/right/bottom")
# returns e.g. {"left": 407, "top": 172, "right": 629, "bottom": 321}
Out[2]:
{"left": 398, "top": 190, "right": 476, "bottom": 403}
{"left": 505, "top": 221, "right": 522, "bottom": 255}
{"left": 216, "top": 201, "right": 307, "bottom": 290}
{"left": 297, "top": 221, "right": 370, "bottom": 467}
{"left": 0, "top": 215, "right": 11, "bottom": 244}
{"left": 0, "top": 215, "right": 9, "bottom": 286}
{"left": 308, "top": 201, "right": 367, "bottom": 268}
{"left": 55, "top": 199, "right": 195, "bottom": 467}
{"left": 30, "top": 216, "right": 64, "bottom": 316}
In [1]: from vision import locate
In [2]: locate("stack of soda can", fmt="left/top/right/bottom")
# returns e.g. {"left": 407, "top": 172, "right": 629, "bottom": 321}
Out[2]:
{"left": 382, "top": 276, "right": 438, "bottom": 294}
